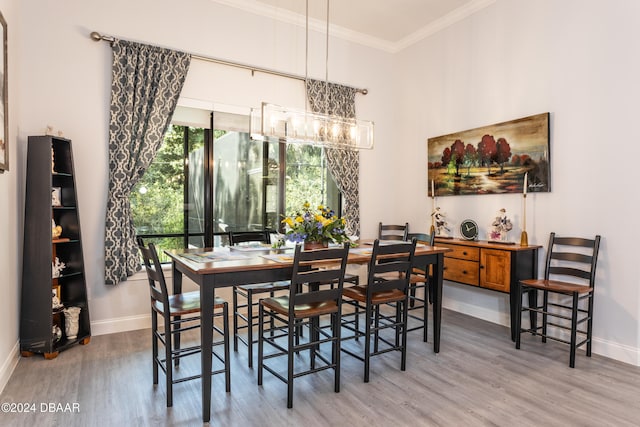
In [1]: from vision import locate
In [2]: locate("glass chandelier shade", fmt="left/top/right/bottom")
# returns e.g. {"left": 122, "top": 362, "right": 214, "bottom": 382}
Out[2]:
{"left": 250, "top": 102, "right": 374, "bottom": 149}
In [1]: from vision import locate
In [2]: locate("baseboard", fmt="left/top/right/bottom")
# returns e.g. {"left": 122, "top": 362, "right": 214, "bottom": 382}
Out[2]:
{"left": 0, "top": 340, "right": 20, "bottom": 395}
{"left": 90, "top": 314, "right": 151, "bottom": 336}
{"left": 444, "top": 299, "right": 511, "bottom": 328}
{"left": 444, "top": 303, "right": 640, "bottom": 367}
{"left": 591, "top": 336, "right": 640, "bottom": 366}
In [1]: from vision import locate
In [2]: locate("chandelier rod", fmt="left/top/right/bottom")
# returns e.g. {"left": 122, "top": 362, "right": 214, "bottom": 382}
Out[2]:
{"left": 325, "top": 0, "right": 330, "bottom": 117}
{"left": 89, "top": 30, "right": 368, "bottom": 95}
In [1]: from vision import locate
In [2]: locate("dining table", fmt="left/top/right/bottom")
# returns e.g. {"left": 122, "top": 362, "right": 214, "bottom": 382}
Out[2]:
{"left": 165, "top": 241, "right": 451, "bottom": 423}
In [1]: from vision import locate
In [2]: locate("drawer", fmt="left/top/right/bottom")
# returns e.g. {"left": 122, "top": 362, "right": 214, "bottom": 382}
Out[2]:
{"left": 443, "top": 257, "right": 479, "bottom": 286}
{"left": 440, "top": 244, "right": 480, "bottom": 261}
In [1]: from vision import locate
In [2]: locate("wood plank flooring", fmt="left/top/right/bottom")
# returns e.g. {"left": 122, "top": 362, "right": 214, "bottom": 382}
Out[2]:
{"left": 1, "top": 309, "right": 639, "bottom": 427}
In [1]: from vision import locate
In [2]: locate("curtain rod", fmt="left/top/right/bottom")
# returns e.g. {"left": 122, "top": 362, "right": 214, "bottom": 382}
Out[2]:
{"left": 89, "top": 31, "right": 368, "bottom": 95}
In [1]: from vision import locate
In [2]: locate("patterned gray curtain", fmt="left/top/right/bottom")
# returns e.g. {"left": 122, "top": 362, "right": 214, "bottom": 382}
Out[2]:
{"left": 306, "top": 79, "right": 360, "bottom": 236}
{"left": 104, "top": 40, "right": 191, "bottom": 285}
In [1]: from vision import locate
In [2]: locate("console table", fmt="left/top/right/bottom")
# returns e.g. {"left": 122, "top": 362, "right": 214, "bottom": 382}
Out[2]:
{"left": 435, "top": 237, "right": 541, "bottom": 340}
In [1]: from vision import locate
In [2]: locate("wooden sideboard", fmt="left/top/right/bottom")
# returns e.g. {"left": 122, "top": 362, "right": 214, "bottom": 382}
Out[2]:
{"left": 435, "top": 237, "right": 541, "bottom": 340}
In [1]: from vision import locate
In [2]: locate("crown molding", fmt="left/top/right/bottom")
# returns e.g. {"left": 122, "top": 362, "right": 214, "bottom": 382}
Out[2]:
{"left": 209, "top": 0, "right": 496, "bottom": 54}
{"left": 394, "top": 0, "right": 497, "bottom": 52}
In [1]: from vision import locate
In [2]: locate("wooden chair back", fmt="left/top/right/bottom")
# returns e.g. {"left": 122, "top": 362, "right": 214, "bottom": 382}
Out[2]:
{"left": 406, "top": 232, "right": 434, "bottom": 246}
{"left": 367, "top": 239, "right": 416, "bottom": 296}
{"left": 378, "top": 222, "right": 409, "bottom": 241}
{"left": 136, "top": 237, "right": 170, "bottom": 314}
{"left": 544, "top": 232, "right": 601, "bottom": 288}
{"left": 230, "top": 230, "right": 271, "bottom": 245}
{"left": 289, "top": 243, "right": 350, "bottom": 315}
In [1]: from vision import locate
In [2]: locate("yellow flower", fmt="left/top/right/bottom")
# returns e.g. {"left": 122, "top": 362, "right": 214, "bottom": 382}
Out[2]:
{"left": 283, "top": 217, "right": 295, "bottom": 227}
{"left": 295, "top": 216, "right": 304, "bottom": 223}
{"left": 303, "top": 201, "right": 310, "bottom": 209}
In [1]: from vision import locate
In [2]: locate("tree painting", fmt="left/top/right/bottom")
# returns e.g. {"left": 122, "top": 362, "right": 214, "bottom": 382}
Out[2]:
{"left": 463, "top": 143, "right": 477, "bottom": 177}
{"left": 427, "top": 113, "right": 550, "bottom": 196}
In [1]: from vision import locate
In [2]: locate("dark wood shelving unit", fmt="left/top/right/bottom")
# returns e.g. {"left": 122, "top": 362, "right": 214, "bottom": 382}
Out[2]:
{"left": 20, "top": 136, "right": 91, "bottom": 359}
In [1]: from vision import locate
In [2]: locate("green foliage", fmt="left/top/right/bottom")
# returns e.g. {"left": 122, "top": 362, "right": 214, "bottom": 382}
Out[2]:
{"left": 285, "top": 145, "right": 329, "bottom": 213}
{"left": 132, "top": 124, "right": 338, "bottom": 252}
{"left": 132, "top": 125, "right": 190, "bottom": 235}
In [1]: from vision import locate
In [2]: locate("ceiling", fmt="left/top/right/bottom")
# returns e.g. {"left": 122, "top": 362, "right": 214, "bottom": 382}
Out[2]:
{"left": 211, "top": 0, "right": 496, "bottom": 52}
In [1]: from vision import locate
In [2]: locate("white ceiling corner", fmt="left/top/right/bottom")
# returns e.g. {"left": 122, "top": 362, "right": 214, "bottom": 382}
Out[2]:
{"left": 209, "top": 0, "right": 496, "bottom": 53}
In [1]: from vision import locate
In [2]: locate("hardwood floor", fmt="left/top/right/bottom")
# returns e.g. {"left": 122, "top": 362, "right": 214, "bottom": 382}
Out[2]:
{"left": 2, "top": 309, "right": 639, "bottom": 426}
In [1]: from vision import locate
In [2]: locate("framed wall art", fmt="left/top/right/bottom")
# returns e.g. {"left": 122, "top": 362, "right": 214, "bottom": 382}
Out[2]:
{"left": 428, "top": 113, "right": 550, "bottom": 197}
{"left": 0, "top": 11, "right": 7, "bottom": 172}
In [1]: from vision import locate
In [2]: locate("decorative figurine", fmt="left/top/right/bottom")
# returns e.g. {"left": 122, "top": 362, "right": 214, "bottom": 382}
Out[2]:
{"left": 52, "top": 188, "right": 61, "bottom": 207}
{"left": 490, "top": 208, "right": 513, "bottom": 241}
{"left": 52, "top": 219, "right": 62, "bottom": 239}
{"left": 52, "top": 257, "right": 66, "bottom": 278}
{"left": 52, "top": 325, "right": 63, "bottom": 343}
{"left": 432, "top": 207, "right": 451, "bottom": 237}
{"left": 271, "top": 233, "right": 286, "bottom": 249}
{"left": 52, "top": 289, "right": 63, "bottom": 310}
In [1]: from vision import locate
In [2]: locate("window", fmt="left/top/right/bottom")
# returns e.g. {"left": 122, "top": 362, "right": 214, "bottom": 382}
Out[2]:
{"left": 132, "top": 107, "right": 340, "bottom": 259}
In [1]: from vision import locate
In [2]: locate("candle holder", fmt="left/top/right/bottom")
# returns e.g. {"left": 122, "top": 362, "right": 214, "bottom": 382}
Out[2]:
{"left": 520, "top": 172, "right": 529, "bottom": 246}
{"left": 430, "top": 179, "right": 436, "bottom": 235}
{"left": 430, "top": 198, "right": 436, "bottom": 235}
{"left": 520, "top": 193, "right": 528, "bottom": 246}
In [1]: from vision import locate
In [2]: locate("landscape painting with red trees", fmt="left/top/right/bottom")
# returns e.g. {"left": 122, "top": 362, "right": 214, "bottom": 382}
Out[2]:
{"left": 427, "top": 113, "right": 550, "bottom": 197}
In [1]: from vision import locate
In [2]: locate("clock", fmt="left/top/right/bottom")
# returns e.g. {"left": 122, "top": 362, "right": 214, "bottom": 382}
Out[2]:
{"left": 460, "top": 219, "right": 478, "bottom": 240}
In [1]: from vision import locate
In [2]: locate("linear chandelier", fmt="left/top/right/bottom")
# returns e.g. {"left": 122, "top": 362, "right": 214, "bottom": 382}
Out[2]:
{"left": 249, "top": 0, "right": 374, "bottom": 150}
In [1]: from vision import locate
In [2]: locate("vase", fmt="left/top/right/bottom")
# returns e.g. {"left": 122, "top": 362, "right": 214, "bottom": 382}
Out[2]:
{"left": 303, "top": 241, "right": 328, "bottom": 251}
{"left": 63, "top": 306, "right": 81, "bottom": 340}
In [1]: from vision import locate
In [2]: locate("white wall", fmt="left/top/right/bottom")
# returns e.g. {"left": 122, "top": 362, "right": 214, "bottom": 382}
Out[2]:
{"left": 0, "top": 0, "right": 21, "bottom": 392}
{"left": 394, "top": 0, "right": 640, "bottom": 364}
{"left": 1, "top": 0, "right": 638, "bottom": 387}
{"left": 12, "top": 1, "right": 394, "bottom": 336}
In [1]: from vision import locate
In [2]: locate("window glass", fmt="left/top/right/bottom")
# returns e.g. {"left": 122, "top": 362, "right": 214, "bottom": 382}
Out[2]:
{"left": 131, "top": 107, "right": 341, "bottom": 260}
{"left": 212, "top": 130, "right": 280, "bottom": 232}
{"left": 285, "top": 144, "right": 339, "bottom": 214}
{"left": 131, "top": 125, "right": 189, "bottom": 259}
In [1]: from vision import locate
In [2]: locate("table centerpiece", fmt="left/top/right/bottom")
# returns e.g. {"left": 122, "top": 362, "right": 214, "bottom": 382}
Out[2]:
{"left": 282, "top": 202, "right": 350, "bottom": 250}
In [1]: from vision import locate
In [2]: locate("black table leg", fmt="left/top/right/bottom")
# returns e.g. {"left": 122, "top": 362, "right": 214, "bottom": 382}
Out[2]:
{"left": 172, "top": 261, "right": 184, "bottom": 363}
{"left": 431, "top": 253, "right": 444, "bottom": 353}
{"left": 200, "top": 280, "right": 215, "bottom": 423}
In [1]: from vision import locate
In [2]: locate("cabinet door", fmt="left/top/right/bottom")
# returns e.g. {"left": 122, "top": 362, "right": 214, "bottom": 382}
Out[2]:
{"left": 480, "top": 248, "right": 511, "bottom": 292}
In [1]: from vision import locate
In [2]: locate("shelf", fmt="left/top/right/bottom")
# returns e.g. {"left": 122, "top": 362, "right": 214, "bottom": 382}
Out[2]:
{"left": 21, "top": 135, "right": 91, "bottom": 358}
{"left": 55, "top": 271, "right": 83, "bottom": 279}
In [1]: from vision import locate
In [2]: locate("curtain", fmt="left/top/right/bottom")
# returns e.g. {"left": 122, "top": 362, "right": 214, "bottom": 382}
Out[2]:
{"left": 104, "top": 40, "right": 191, "bottom": 285}
{"left": 305, "top": 79, "right": 360, "bottom": 236}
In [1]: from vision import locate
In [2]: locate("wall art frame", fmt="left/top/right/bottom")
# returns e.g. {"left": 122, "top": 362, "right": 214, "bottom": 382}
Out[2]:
{"left": 0, "top": 11, "right": 7, "bottom": 172}
{"left": 428, "top": 112, "right": 550, "bottom": 197}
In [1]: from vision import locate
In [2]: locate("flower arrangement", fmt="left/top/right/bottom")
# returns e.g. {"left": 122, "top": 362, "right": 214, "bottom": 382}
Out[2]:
{"left": 282, "top": 202, "right": 349, "bottom": 245}
{"left": 489, "top": 208, "right": 513, "bottom": 241}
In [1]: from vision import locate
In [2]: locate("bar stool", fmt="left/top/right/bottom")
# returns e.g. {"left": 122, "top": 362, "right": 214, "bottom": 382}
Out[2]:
{"left": 137, "top": 237, "right": 230, "bottom": 406}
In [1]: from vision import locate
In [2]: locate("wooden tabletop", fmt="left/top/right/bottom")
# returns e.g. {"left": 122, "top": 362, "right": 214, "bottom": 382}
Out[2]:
{"left": 166, "top": 241, "right": 451, "bottom": 275}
